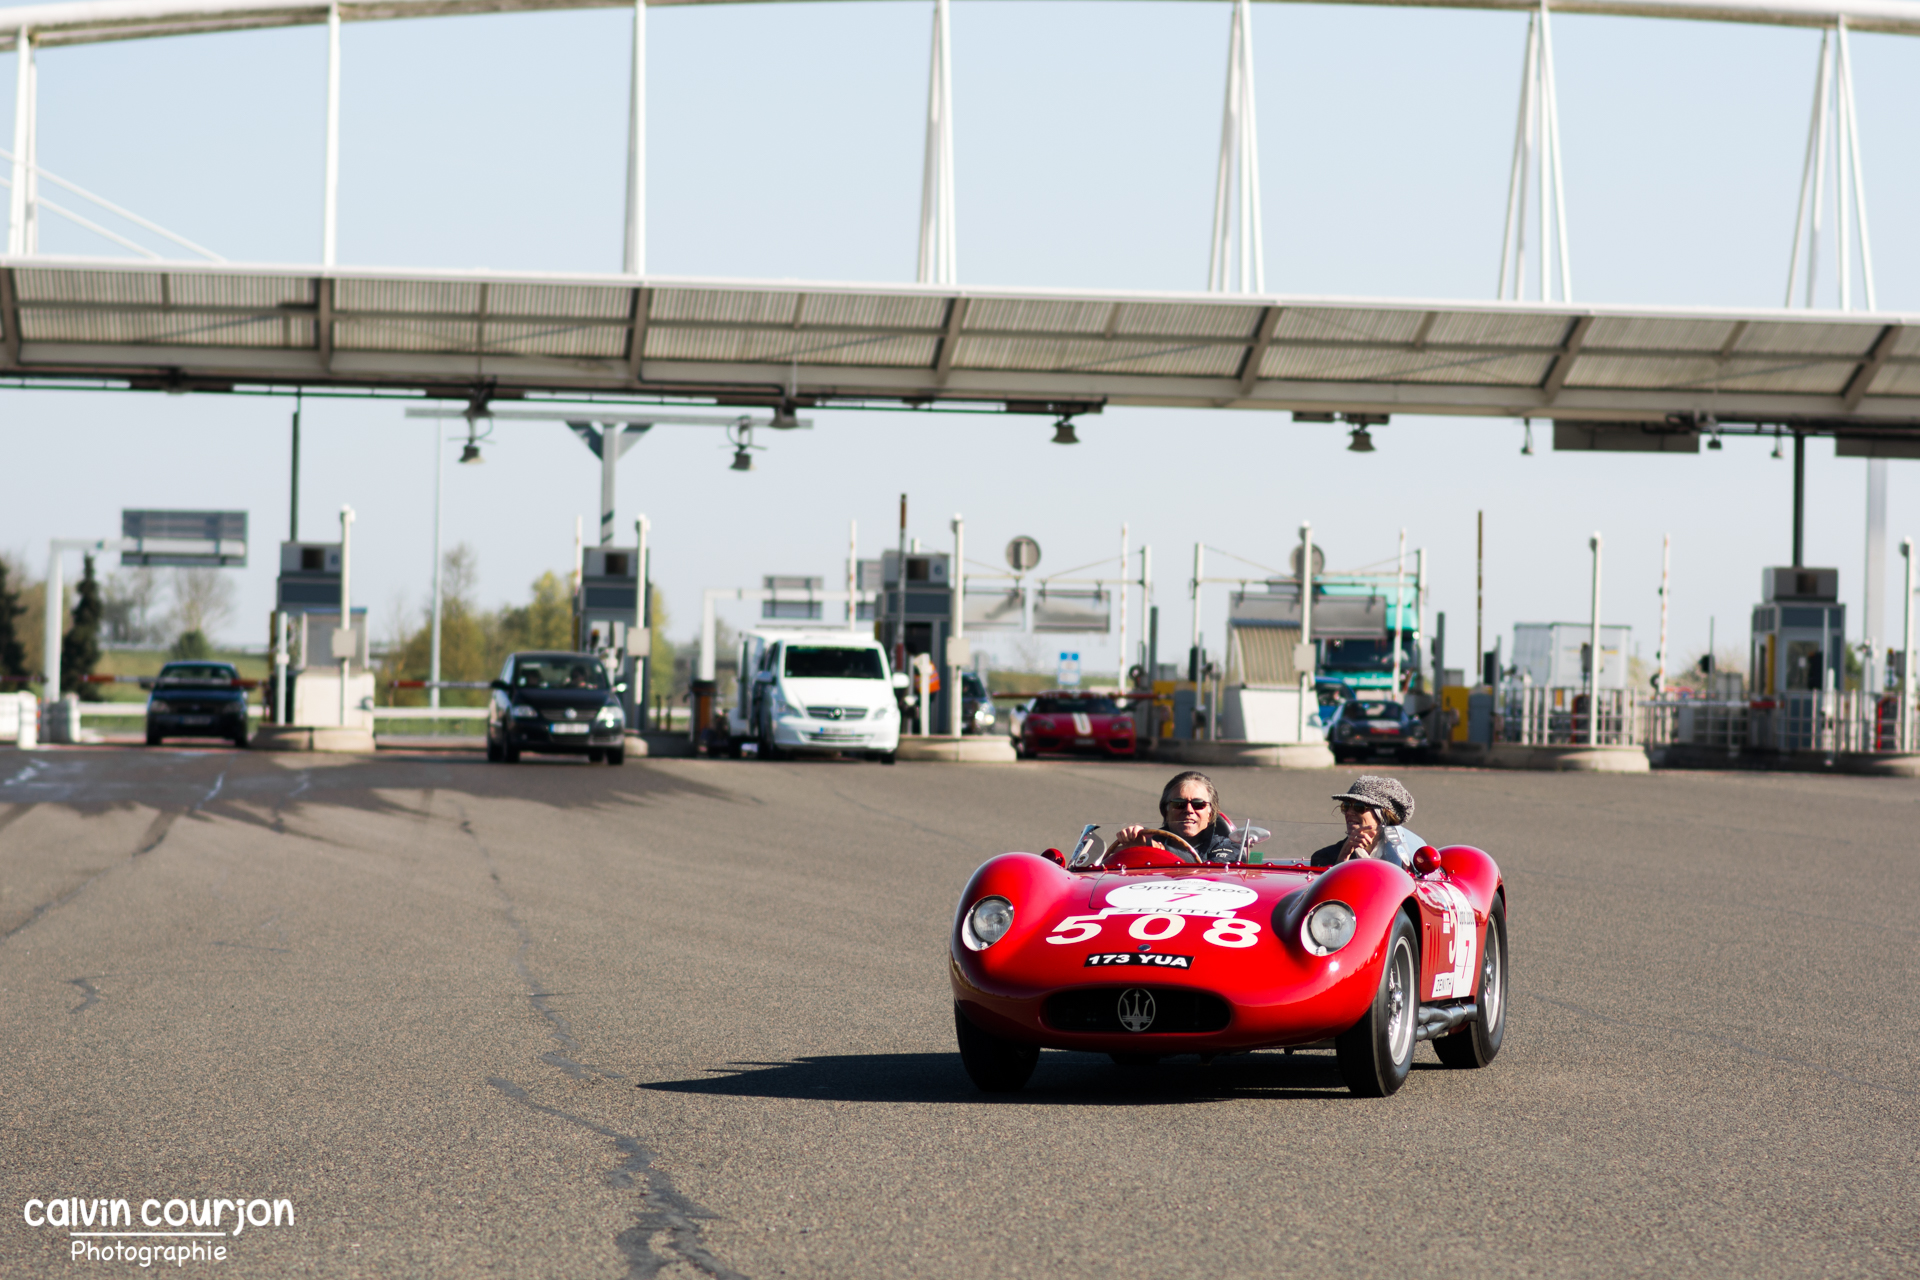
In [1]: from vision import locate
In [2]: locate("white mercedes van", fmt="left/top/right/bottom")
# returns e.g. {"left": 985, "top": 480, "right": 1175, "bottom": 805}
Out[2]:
{"left": 727, "top": 631, "right": 903, "bottom": 762}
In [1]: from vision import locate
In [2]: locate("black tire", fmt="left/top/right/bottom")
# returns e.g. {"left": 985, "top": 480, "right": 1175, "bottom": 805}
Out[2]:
{"left": 757, "top": 716, "right": 784, "bottom": 761}
{"left": 588, "top": 749, "right": 605, "bottom": 763}
{"left": 232, "top": 727, "right": 249, "bottom": 749}
{"left": 726, "top": 736, "right": 744, "bottom": 759}
{"left": 874, "top": 751, "right": 896, "bottom": 765}
{"left": 606, "top": 745, "right": 625, "bottom": 766}
{"left": 486, "top": 731, "right": 503, "bottom": 763}
{"left": 1434, "top": 895, "right": 1507, "bottom": 1069}
{"left": 146, "top": 730, "right": 162, "bottom": 747}
{"left": 502, "top": 737, "right": 520, "bottom": 763}
{"left": 954, "top": 1003, "right": 1038, "bottom": 1093}
{"left": 1335, "top": 911, "right": 1420, "bottom": 1097}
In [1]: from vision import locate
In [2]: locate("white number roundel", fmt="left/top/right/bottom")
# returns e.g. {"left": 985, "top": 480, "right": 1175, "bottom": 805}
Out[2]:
{"left": 1203, "top": 918, "right": 1262, "bottom": 948}
{"left": 1128, "top": 914, "right": 1186, "bottom": 942}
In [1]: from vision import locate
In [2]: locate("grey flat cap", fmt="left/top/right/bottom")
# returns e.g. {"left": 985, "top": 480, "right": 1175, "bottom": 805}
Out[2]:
{"left": 1331, "top": 775, "right": 1415, "bottom": 826}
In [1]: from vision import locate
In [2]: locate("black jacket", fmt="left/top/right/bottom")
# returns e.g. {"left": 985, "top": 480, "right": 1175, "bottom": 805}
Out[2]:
{"left": 1310, "top": 838, "right": 1409, "bottom": 869}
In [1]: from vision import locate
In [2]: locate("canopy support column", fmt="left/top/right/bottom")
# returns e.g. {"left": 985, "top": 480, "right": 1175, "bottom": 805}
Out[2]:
{"left": 622, "top": 0, "right": 646, "bottom": 274}
{"left": 1498, "top": 2, "right": 1571, "bottom": 302}
{"left": 9, "top": 29, "right": 36, "bottom": 256}
{"left": 916, "top": 0, "right": 956, "bottom": 286}
{"left": 322, "top": 1, "right": 341, "bottom": 266}
{"left": 1208, "top": 0, "right": 1264, "bottom": 293}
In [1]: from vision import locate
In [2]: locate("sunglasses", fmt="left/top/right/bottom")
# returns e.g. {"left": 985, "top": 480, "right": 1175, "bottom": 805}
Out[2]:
{"left": 1165, "top": 797, "right": 1211, "bottom": 812}
{"left": 1340, "top": 800, "right": 1380, "bottom": 816}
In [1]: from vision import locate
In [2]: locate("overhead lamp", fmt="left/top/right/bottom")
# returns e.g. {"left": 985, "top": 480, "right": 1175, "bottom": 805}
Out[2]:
{"left": 1051, "top": 417, "right": 1079, "bottom": 445}
{"left": 1347, "top": 427, "right": 1376, "bottom": 453}
{"left": 730, "top": 445, "right": 754, "bottom": 471}
{"left": 1521, "top": 420, "right": 1535, "bottom": 457}
{"left": 1707, "top": 432, "right": 1723, "bottom": 451}
{"left": 459, "top": 440, "right": 484, "bottom": 464}
{"left": 1772, "top": 430, "right": 1784, "bottom": 460}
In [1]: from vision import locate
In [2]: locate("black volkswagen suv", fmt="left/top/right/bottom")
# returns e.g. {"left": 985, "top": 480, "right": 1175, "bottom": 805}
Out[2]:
{"left": 487, "top": 651, "right": 628, "bottom": 765}
{"left": 146, "top": 661, "right": 251, "bottom": 747}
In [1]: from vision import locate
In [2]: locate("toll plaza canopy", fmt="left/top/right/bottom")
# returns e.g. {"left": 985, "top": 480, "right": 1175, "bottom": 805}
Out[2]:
{"left": 3, "top": 258, "right": 1916, "bottom": 435}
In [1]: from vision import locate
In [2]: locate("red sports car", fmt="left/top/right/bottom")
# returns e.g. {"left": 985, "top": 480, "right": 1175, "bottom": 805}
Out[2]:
{"left": 949, "top": 821, "right": 1506, "bottom": 1096}
{"left": 1015, "top": 693, "right": 1136, "bottom": 759}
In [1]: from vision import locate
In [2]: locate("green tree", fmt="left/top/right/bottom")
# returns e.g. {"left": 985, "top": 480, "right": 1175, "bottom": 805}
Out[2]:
{"left": 170, "top": 630, "right": 214, "bottom": 660}
{"left": 0, "top": 556, "right": 27, "bottom": 680}
{"left": 60, "top": 554, "right": 104, "bottom": 698}
{"left": 497, "top": 571, "right": 573, "bottom": 652}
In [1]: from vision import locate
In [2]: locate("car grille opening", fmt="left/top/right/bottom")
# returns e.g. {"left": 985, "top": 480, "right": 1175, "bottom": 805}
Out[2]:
{"left": 806, "top": 706, "right": 867, "bottom": 721}
{"left": 1042, "top": 986, "right": 1232, "bottom": 1034}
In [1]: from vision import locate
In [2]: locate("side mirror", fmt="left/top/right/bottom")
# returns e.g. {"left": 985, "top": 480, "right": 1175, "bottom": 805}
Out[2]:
{"left": 891, "top": 672, "right": 910, "bottom": 690}
{"left": 490, "top": 680, "right": 507, "bottom": 692}
{"left": 1412, "top": 845, "right": 1440, "bottom": 876}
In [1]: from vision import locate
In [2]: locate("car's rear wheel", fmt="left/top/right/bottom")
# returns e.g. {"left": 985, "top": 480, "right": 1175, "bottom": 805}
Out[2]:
{"left": 1335, "top": 911, "right": 1419, "bottom": 1097}
{"left": 954, "top": 1003, "right": 1038, "bottom": 1093}
{"left": 1434, "top": 896, "right": 1507, "bottom": 1069}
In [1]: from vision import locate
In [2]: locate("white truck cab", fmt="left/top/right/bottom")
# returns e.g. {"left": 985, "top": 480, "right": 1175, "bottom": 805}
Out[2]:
{"left": 727, "top": 630, "right": 904, "bottom": 762}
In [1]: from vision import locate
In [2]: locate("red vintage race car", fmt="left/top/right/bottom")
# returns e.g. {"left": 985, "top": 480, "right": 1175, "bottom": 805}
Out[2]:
{"left": 949, "top": 820, "right": 1506, "bottom": 1096}
{"left": 1015, "top": 692, "right": 1136, "bottom": 759}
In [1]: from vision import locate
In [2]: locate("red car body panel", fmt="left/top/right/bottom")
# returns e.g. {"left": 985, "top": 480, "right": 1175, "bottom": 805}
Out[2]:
{"left": 1020, "top": 705, "right": 1136, "bottom": 757}
{"left": 950, "top": 844, "right": 1503, "bottom": 1056}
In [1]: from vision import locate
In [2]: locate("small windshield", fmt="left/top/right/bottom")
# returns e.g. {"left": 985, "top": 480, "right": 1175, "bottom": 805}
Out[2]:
{"left": 783, "top": 646, "right": 885, "bottom": 680}
{"left": 156, "top": 663, "right": 238, "bottom": 686}
{"left": 512, "top": 657, "right": 610, "bottom": 690}
{"left": 1346, "top": 700, "right": 1403, "bottom": 721}
{"left": 1032, "top": 696, "right": 1122, "bottom": 714}
{"left": 962, "top": 672, "right": 988, "bottom": 698}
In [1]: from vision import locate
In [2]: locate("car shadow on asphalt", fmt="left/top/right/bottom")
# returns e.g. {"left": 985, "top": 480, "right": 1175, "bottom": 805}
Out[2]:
{"left": 640, "top": 1051, "right": 1361, "bottom": 1105}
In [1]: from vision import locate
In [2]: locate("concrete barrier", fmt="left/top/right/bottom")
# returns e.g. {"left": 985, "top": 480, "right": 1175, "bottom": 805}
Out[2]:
{"left": 1653, "top": 743, "right": 1920, "bottom": 776}
{"left": 1147, "top": 740, "right": 1336, "bottom": 769}
{"left": 1442, "top": 742, "right": 1651, "bottom": 772}
{"left": 251, "top": 725, "right": 377, "bottom": 753}
{"left": 896, "top": 735, "right": 1018, "bottom": 763}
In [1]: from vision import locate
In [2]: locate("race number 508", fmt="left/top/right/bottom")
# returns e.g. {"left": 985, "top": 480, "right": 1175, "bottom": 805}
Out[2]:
{"left": 1045, "top": 914, "right": 1261, "bottom": 948}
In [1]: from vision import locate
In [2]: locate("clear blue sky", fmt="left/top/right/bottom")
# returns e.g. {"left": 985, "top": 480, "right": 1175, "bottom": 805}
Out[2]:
{"left": 2, "top": 0, "right": 1917, "bottom": 676}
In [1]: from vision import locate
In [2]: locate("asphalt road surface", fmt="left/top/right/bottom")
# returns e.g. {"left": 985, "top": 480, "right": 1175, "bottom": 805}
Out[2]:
{"left": 2, "top": 745, "right": 1916, "bottom": 1279}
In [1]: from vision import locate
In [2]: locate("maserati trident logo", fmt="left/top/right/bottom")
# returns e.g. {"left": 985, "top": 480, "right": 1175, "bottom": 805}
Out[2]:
{"left": 1116, "top": 988, "right": 1156, "bottom": 1033}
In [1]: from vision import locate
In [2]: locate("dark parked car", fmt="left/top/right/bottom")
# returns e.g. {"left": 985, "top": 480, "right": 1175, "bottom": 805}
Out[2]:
{"left": 146, "top": 661, "right": 250, "bottom": 747}
{"left": 961, "top": 671, "right": 997, "bottom": 735}
{"left": 1329, "top": 696, "right": 1426, "bottom": 763}
{"left": 487, "top": 651, "right": 628, "bottom": 764}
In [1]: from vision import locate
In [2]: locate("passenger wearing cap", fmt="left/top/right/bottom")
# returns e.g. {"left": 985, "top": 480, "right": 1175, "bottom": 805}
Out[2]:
{"left": 1112, "top": 770, "right": 1238, "bottom": 861}
{"left": 1311, "top": 776, "right": 1426, "bottom": 869}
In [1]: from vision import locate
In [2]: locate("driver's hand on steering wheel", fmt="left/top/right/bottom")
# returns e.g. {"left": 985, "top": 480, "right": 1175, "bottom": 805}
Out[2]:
{"left": 1113, "top": 824, "right": 1151, "bottom": 846}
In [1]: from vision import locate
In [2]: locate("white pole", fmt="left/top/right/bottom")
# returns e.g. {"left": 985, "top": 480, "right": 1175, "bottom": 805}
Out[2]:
{"left": 1190, "top": 542, "right": 1204, "bottom": 674}
{"left": 699, "top": 589, "right": 717, "bottom": 682}
{"left": 1497, "top": 12, "right": 1536, "bottom": 299}
{"left": 8, "top": 30, "right": 28, "bottom": 257}
{"left": 1117, "top": 523, "right": 1129, "bottom": 689}
{"left": 1298, "top": 522, "right": 1315, "bottom": 740}
{"left": 19, "top": 31, "right": 35, "bottom": 254}
{"left": 1865, "top": 458, "right": 1887, "bottom": 692}
{"left": 429, "top": 422, "right": 445, "bottom": 711}
{"left": 635, "top": 513, "right": 649, "bottom": 724}
{"left": 847, "top": 519, "right": 859, "bottom": 630}
{"left": 917, "top": 0, "right": 956, "bottom": 286}
{"left": 1806, "top": 29, "right": 1833, "bottom": 307}
{"left": 1536, "top": 4, "right": 1549, "bottom": 302}
{"left": 42, "top": 543, "right": 60, "bottom": 706}
{"left": 948, "top": 513, "right": 964, "bottom": 737}
{"left": 599, "top": 424, "right": 619, "bottom": 545}
{"left": 1391, "top": 527, "right": 1406, "bottom": 696}
{"left": 1140, "top": 543, "right": 1152, "bottom": 677}
{"left": 1785, "top": 29, "right": 1826, "bottom": 307}
{"left": 1207, "top": 2, "right": 1238, "bottom": 292}
{"left": 1588, "top": 531, "right": 1602, "bottom": 747}
{"left": 323, "top": 0, "right": 341, "bottom": 267}
{"left": 339, "top": 504, "right": 355, "bottom": 727}
{"left": 1835, "top": 18, "right": 1876, "bottom": 309}
{"left": 1541, "top": 0, "right": 1572, "bottom": 302}
{"left": 1901, "top": 537, "right": 1913, "bottom": 752}
{"left": 621, "top": 0, "right": 646, "bottom": 275}
{"left": 1656, "top": 533, "right": 1670, "bottom": 697}
{"left": 1835, "top": 28, "right": 1852, "bottom": 311}
{"left": 1242, "top": 0, "right": 1264, "bottom": 294}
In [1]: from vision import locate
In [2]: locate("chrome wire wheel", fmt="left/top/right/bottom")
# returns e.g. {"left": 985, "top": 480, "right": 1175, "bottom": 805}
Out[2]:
{"left": 1384, "top": 935, "right": 1416, "bottom": 1067}
{"left": 1480, "top": 919, "right": 1503, "bottom": 1032}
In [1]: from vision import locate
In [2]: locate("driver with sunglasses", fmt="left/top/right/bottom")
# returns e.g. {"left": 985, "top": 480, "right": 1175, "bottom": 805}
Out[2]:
{"left": 1312, "top": 775, "right": 1424, "bottom": 868}
{"left": 1112, "top": 770, "right": 1238, "bottom": 861}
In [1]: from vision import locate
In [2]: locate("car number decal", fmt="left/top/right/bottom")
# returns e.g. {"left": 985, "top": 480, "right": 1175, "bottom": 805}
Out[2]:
{"left": 1417, "top": 880, "right": 1478, "bottom": 999}
{"left": 1084, "top": 952, "right": 1192, "bottom": 969}
{"left": 1104, "top": 881, "right": 1257, "bottom": 918}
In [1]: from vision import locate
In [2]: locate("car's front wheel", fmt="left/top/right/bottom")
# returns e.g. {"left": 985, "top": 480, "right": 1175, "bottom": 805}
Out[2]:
{"left": 605, "top": 744, "right": 625, "bottom": 766}
{"left": 955, "top": 1003, "right": 1038, "bottom": 1093}
{"left": 146, "top": 729, "right": 162, "bottom": 747}
{"left": 1335, "top": 910, "right": 1419, "bottom": 1097}
{"left": 1434, "top": 896, "right": 1507, "bottom": 1069}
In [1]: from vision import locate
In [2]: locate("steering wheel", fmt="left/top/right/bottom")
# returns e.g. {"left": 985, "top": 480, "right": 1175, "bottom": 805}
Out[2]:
{"left": 1108, "top": 828, "right": 1201, "bottom": 865}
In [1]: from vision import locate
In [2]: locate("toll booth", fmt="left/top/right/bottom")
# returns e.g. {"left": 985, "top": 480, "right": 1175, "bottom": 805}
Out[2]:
{"left": 875, "top": 550, "right": 953, "bottom": 732}
{"left": 577, "top": 545, "right": 647, "bottom": 726}
{"left": 273, "top": 542, "right": 371, "bottom": 728}
{"left": 1750, "top": 567, "right": 1845, "bottom": 750}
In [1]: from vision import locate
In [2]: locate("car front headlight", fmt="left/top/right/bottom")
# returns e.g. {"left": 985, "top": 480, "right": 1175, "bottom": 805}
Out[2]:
{"left": 1302, "top": 901, "right": 1357, "bottom": 955}
{"left": 149, "top": 700, "right": 172, "bottom": 714}
{"left": 961, "top": 895, "right": 1014, "bottom": 951}
{"left": 774, "top": 690, "right": 807, "bottom": 720}
{"left": 872, "top": 702, "right": 892, "bottom": 721}
{"left": 510, "top": 703, "right": 539, "bottom": 719}
{"left": 596, "top": 705, "right": 624, "bottom": 726}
